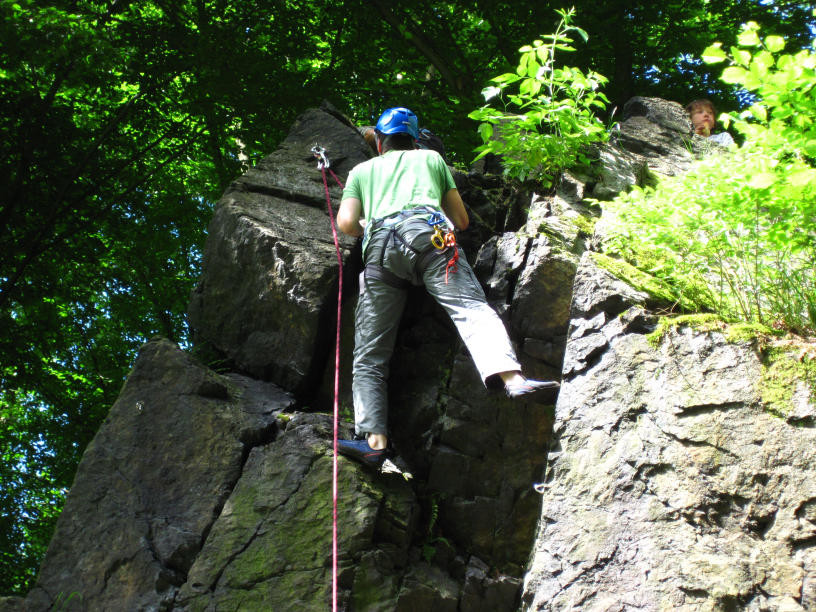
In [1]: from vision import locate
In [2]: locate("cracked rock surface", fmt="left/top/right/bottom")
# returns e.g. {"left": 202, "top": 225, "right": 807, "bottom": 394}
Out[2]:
{"left": 26, "top": 339, "right": 291, "bottom": 611}
{"left": 175, "top": 413, "right": 417, "bottom": 611}
{"left": 522, "top": 254, "right": 816, "bottom": 611}
{"left": 186, "top": 103, "right": 368, "bottom": 394}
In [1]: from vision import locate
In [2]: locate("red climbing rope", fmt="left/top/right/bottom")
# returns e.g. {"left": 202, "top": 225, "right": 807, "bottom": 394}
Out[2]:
{"left": 444, "top": 231, "right": 459, "bottom": 284}
{"left": 429, "top": 213, "right": 459, "bottom": 284}
{"left": 313, "top": 145, "right": 344, "bottom": 612}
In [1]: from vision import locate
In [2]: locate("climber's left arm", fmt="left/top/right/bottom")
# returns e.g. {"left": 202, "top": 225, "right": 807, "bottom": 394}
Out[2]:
{"left": 442, "top": 188, "right": 469, "bottom": 231}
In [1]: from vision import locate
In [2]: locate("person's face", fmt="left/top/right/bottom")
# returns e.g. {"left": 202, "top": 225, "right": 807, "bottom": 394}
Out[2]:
{"left": 690, "top": 105, "right": 716, "bottom": 135}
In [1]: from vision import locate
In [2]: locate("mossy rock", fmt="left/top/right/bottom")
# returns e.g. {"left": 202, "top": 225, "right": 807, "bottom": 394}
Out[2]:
{"left": 645, "top": 313, "right": 776, "bottom": 348}
{"left": 590, "top": 252, "right": 696, "bottom": 311}
{"left": 760, "top": 346, "right": 816, "bottom": 419}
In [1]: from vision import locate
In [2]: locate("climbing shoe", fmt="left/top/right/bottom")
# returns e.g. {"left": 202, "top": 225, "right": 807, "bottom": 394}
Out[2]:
{"left": 505, "top": 379, "right": 560, "bottom": 402}
{"left": 337, "top": 437, "right": 389, "bottom": 468}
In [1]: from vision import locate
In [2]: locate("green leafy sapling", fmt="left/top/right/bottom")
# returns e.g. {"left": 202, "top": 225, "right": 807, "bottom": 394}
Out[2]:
{"left": 468, "top": 8, "right": 609, "bottom": 186}
{"left": 703, "top": 22, "right": 816, "bottom": 160}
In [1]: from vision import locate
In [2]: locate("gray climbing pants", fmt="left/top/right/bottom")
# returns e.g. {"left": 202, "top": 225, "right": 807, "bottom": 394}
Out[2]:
{"left": 352, "top": 217, "right": 520, "bottom": 436}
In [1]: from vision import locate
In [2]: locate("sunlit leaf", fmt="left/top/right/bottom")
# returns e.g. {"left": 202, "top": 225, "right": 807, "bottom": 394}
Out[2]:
{"left": 721, "top": 66, "right": 748, "bottom": 83}
{"left": 481, "top": 85, "right": 502, "bottom": 101}
{"left": 747, "top": 173, "right": 775, "bottom": 189}
{"left": 749, "top": 103, "right": 767, "bottom": 122}
{"left": 765, "top": 35, "right": 785, "bottom": 52}
{"left": 738, "top": 24, "right": 761, "bottom": 47}
{"left": 572, "top": 26, "right": 589, "bottom": 42}
{"left": 789, "top": 168, "right": 815, "bottom": 187}
{"left": 701, "top": 44, "right": 727, "bottom": 64}
{"left": 731, "top": 47, "right": 753, "bottom": 66}
{"left": 752, "top": 50, "right": 775, "bottom": 71}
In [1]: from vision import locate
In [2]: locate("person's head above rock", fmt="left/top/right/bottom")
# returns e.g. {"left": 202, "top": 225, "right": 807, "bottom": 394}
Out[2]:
{"left": 685, "top": 99, "right": 718, "bottom": 137}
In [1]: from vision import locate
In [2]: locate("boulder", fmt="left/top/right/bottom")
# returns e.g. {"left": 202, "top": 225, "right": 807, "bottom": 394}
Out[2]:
{"left": 522, "top": 254, "right": 816, "bottom": 611}
{"left": 26, "top": 339, "right": 291, "bottom": 611}
{"left": 187, "top": 103, "right": 369, "bottom": 395}
{"left": 590, "top": 96, "right": 696, "bottom": 199}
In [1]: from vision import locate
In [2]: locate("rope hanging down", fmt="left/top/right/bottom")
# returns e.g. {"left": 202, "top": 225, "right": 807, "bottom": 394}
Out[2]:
{"left": 312, "top": 145, "right": 344, "bottom": 612}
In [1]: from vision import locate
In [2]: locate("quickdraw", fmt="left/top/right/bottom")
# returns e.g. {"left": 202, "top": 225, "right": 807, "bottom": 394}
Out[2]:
{"left": 311, "top": 144, "right": 330, "bottom": 170}
{"left": 427, "top": 212, "right": 458, "bottom": 283}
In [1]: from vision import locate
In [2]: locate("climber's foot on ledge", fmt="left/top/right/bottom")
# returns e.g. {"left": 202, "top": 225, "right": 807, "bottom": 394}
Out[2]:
{"left": 338, "top": 437, "right": 389, "bottom": 469}
{"left": 505, "top": 379, "right": 560, "bottom": 402}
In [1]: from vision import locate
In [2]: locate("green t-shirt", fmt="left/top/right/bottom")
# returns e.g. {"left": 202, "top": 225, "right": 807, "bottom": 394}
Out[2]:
{"left": 342, "top": 149, "right": 457, "bottom": 247}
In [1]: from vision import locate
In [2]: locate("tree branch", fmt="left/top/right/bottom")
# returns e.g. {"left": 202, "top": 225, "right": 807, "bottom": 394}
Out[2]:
{"left": 368, "top": 0, "right": 467, "bottom": 95}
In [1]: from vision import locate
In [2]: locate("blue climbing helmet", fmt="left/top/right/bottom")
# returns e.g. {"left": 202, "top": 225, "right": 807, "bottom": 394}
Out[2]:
{"left": 375, "top": 107, "right": 419, "bottom": 140}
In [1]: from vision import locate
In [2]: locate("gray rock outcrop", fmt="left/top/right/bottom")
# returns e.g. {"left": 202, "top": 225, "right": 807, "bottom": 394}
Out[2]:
{"left": 522, "top": 253, "right": 816, "bottom": 611}
{"left": 26, "top": 339, "right": 291, "bottom": 611}
{"left": 15, "top": 97, "right": 816, "bottom": 612}
{"left": 187, "top": 103, "right": 368, "bottom": 394}
{"left": 590, "top": 96, "right": 696, "bottom": 199}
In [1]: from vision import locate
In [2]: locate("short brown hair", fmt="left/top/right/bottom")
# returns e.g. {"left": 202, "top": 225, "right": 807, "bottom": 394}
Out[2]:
{"left": 377, "top": 131, "right": 415, "bottom": 152}
{"left": 685, "top": 99, "right": 716, "bottom": 115}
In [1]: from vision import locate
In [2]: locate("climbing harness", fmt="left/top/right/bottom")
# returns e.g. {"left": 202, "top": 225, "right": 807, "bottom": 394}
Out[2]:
{"left": 312, "top": 144, "right": 343, "bottom": 612}
{"left": 363, "top": 212, "right": 459, "bottom": 289}
{"left": 426, "top": 211, "right": 459, "bottom": 284}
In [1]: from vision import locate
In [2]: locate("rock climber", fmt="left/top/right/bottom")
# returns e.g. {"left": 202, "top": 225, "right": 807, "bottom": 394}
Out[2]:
{"left": 686, "top": 98, "right": 735, "bottom": 147}
{"left": 335, "top": 106, "right": 559, "bottom": 468}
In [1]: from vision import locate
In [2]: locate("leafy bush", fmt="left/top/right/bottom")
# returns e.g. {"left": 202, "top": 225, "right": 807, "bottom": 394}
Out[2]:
{"left": 602, "top": 21, "right": 816, "bottom": 335}
{"left": 468, "top": 8, "right": 609, "bottom": 186}
{"left": 702, "top": 21, "right": 816, "bottom": 158}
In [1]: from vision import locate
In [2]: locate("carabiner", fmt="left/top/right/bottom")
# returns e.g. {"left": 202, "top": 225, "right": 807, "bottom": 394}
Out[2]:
{"left": 427, "top": 211, "right": 446, "bottom": 227}
{"left": 311, "top": 145, "right": 330, "bottom": 169}
{"left": 431, "top": 226, "right": 446, "bottom": 250}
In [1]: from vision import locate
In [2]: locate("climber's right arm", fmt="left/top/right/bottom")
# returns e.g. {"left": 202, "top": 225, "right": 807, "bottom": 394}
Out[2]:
{"left": 338, "top": 197, "right": 364, "bottom": 237}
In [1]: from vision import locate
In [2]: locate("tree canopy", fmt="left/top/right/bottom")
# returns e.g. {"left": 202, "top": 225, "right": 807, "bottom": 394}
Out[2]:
{"left": 1, "top": 0, "right": 813, "bottom": 595}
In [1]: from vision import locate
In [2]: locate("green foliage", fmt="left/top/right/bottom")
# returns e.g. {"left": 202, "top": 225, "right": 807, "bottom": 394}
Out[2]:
{"left": 51, "top": 592, "right": 82, "bottom": 611}
{"left": 702, "top": 20, "right": 816, "bottom": 159}
{"left": 602, "top": 21, "right": 816, "bottom": 335}
{"left": 468, "top": 8, "right": 609, "bottom": 185}
{"left": 420, "top": 493, "right": 449, "bottom": 564}
{"left": 591, "top": 251, "right": 714, "bottom": 312}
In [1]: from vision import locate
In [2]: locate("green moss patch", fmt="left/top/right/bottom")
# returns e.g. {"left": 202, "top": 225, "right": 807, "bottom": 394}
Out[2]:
{"left": 590, "top": 251, "right": 693, "bottom": 310}
{"left": 724, "top": 322, "right": 775, "bottom": 344}
{"left": 571, "top": 213, "right": 597, "bottom": 237}
{"left": 645, "top": 313, "right": 725, "bottom": 347}
{"left": 760, "top": 345, "right": 816, "bottom": 419}
{"left": 645, "top": 314, "right": 777, "bottom": 348}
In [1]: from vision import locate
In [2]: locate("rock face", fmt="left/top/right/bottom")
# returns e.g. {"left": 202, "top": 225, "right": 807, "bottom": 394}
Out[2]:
{"left": 17, "top": 97, "right": 816, "bottom": 611}
{"left": 175, "top": 412, "right": 418, "bottom": 611}
{"left": 26, "top": 338, "right": 292, "bottom": 611}
{"left": 522, "top": 254, "right": 816, "bottom": 611}
{"left": 590, "top": 96, "right": 695, "bottom": 199}
{"left": 187, "top": 103, "right": 368, "bottom": 394}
